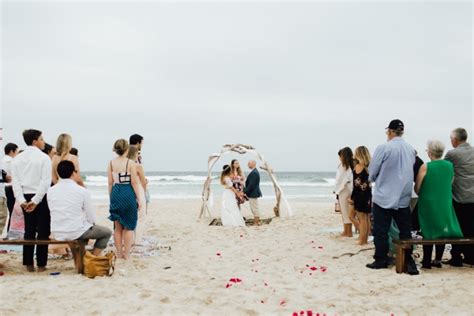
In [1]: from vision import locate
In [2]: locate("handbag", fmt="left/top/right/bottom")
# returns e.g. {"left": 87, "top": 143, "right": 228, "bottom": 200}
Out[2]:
{"left": 334, "top": 195, "right": 341, "bottom": 213}
{"left": 83, "top": 250, "right": 116, "bottom": 278}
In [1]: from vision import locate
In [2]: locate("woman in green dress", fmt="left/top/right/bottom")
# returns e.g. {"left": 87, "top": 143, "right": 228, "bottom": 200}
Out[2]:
{"left": 415, "top": 140, "right": 464, "bottom": 269}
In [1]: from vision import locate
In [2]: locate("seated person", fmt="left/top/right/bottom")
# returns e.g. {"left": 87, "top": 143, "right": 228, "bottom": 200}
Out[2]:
{"left": 47, "top": 160, "right": 111, "bottom": 256}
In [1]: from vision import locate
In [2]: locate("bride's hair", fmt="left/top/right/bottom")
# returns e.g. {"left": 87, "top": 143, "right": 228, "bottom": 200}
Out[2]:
{"left": 231, "top": 159, "right": 243, "bottom": 177}
{"left": 220, "top": 165, "right": 232, "bottom": 185}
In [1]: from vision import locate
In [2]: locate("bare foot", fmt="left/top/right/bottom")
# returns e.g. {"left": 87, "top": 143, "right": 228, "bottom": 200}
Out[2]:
{"left": 357, "top": 241, "right": 368, "bottom": 246}
{"left": 26, "top": 265, "right": 35, "bottom": 272}
{"left": 37, "top": 267, "right": 47, "bottom": 273}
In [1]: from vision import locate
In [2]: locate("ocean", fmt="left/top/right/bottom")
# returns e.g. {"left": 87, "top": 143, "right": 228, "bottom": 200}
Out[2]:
{"left": 83, "top": 171, "right": 336, "bottom": 202}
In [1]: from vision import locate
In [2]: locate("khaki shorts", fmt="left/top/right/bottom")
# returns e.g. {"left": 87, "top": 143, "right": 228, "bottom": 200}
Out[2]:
{"left": 0, "top": 197, "right": 7, "bottom": 234}
{"left": 249, "top": 198, "right": 261, "bottom": 217}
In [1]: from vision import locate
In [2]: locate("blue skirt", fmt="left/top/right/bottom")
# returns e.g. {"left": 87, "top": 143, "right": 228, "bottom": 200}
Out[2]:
{"left": 109, "top": 183, "right": 138, "bottom": 230}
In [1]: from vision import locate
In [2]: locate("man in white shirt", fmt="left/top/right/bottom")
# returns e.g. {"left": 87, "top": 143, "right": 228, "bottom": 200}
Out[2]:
{"left": 11, "top": 129, "right": 52, "bottom": 272}
{"left": 48, "top": 160, "right": 111, "bottom": 256}
{"left": 3, "top": 142, "right": 19, "bottom": 232}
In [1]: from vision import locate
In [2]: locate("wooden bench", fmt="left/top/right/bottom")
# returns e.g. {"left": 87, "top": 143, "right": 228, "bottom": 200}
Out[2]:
{"left": 0, "top": 239, "right": 86, "bottom": 274}
{"left": 393, "top": 238, "right": 474, "bottom": 273}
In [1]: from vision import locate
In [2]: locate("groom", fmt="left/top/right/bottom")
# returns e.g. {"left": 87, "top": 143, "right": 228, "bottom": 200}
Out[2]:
{"left": 244, "top": 160, "right": 262, "bottom": 226}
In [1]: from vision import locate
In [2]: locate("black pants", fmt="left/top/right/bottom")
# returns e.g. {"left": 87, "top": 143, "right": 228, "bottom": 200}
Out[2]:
{"left": 373, "top": 203, "right": 412, "bottom": 262}
{"left": 451, "top": 201, "right": 474, "bottom": 264}
{"left": 22, "top": 194, "right": 50, "bottom": 267}
{"left": 422, "top": 245, "right": 445, "bottom": 263}
{"left": 5, "top": 186, "right": 15, "bottom": 232}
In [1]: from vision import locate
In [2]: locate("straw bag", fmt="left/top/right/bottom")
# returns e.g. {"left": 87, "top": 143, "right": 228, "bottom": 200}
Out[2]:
{"left": 83, "top": 251, "right": 116, "bottom": 278}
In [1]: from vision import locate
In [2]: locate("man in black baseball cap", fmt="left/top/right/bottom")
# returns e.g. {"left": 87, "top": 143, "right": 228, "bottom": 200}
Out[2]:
{"left": 367, "top": 118, "right": 419, "bottom": 275}
{"left": 386, "top": 119, "right": 404, "bottom": 131}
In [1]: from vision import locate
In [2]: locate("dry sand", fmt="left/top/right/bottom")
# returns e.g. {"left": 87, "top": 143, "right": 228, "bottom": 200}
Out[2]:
{"left": 1, "top": 199, "right": 473, "bottom": 315}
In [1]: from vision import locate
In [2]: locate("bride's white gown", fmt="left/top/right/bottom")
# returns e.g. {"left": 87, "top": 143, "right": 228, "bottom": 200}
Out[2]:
{"left": 221, "top": 177, "right": 246, "bottom": 227}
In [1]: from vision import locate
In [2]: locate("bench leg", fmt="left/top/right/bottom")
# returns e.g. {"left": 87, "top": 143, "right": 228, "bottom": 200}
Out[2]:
{"left": 395, "top": 244, "right": 405, "bottom": 274}
{"left": 70, "top": 243, "right": 85, "bottom": 274}
{"left": 77, "top": 244, "right": 85, "bottom": 274}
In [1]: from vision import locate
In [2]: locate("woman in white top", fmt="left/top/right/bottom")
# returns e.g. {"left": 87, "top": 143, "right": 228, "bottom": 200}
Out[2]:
{"left": 52, "top": 134, "right": 84, "bottom": 186}
{"left": 334, "top": 147, "right": 354, "bottom": 237}
{"left": 127, "top": 145, "right": 147, "bottom": 245}
{"left": 220, "top": 165, "right": 245, "bottom": 227}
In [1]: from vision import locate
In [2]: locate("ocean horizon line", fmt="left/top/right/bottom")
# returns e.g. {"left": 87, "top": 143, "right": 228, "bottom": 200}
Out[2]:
{"left": 81, "top": 170, "right": 336, "bottom": 173}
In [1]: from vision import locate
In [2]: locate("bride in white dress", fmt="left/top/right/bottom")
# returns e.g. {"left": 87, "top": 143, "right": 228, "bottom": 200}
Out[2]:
{"left": 220, "top": 165, "right": 246, "bottom": 227}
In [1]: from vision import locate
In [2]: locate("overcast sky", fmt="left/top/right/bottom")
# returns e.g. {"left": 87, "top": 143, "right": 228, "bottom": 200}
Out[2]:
{"left": 1, "top": 1, "right": 472, "bottom": 171}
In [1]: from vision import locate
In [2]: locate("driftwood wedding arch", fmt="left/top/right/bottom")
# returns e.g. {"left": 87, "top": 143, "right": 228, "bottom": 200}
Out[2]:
{"left": 199, "top": 144, "right": 293, "bottom": 219}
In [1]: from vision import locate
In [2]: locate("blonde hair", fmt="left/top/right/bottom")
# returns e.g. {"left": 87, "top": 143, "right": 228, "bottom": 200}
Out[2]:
{"left": 56, "top": 133, "right": 72, "bottom": 159}
{"left": 127, "top": 145, "right": 139, "bottom": 161}
{"left": 113, "top": 139, "right": 129, "bottom": 156}
{"left": 354, "top": 146, "right": 371, "bottom": 171}
{"left": 427, "top": 140, "right": 445, "bottom": 159}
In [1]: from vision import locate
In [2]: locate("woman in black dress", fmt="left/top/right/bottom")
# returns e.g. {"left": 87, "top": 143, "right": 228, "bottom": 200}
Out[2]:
{"left": 351, "top": 146, "right": 372, "bottom": 245}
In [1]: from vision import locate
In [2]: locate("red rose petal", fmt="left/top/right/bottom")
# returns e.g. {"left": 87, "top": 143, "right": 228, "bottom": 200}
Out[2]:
{"left": 280, "top": 300, "right": 287, "bottom": 306}
{"left": 310, "top": 267, "right": 318, "bottom": 271}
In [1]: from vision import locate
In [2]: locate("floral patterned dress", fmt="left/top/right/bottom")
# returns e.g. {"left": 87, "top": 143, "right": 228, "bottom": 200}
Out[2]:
{"left": 351, "top": 168, "right": 372, "bottom": 213}
{"left": 231, "top": 174, "right": 247, "bottom": 206}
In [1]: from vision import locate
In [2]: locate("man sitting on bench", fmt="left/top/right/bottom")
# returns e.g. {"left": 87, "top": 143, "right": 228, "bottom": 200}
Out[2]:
{"left": 48, "top": 160, "right": 111, "bottom": 256}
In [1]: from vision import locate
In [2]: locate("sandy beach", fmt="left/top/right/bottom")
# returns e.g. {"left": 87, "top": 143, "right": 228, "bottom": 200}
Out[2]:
{"left": 0, "top": 198, "right": 473, "bottom": 316}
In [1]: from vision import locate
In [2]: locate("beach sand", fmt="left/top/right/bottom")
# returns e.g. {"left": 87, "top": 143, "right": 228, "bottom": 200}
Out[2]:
{"left": 1, "top": 199, "right": 473, "bottom": 315}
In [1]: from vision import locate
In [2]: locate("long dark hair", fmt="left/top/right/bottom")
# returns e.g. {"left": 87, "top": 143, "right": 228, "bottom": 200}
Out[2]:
{"left": 338, "top": 147, "right": 354, "bottom": 170}
{"left": 230, "top": 159, "right": 243, "bottom": 177}
{"left": 220, "top": 165, "right": 232, "bottom": 185}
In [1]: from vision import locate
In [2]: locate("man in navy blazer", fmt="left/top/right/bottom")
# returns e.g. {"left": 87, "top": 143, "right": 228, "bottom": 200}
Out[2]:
{"left": 244, "top": 160, "right": 263, "bottom": 226}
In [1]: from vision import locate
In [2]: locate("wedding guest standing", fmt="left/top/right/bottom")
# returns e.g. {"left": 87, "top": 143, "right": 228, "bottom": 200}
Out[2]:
{"left": 108, "top": 139, "right": 141, "bottom": 259}
{"left": 129, "top": 134, "right": 144, "bottom": 164}
{"left": 334, "top": 147, "right": 354, "bottom": 237}
{"left": 411, "top": 152, "right": 425, "bottom": 234}
{"left": 130, "top": 134, "right": 149, "bottom": 206}
{"left": 52, "top": 134, "right": 84, "bottom": 186}
{"left": 366, "top": 120, "right": 418, "bottom": 275}
{"left": 351, "top": 146, "right": 372, "bottom": 245}
{"left": 445, "top": 128, "right": 474, "bottom": 266}
{"left": 3, "top": 142, "right": 18, "bottom": 232}
{"left": 231, "top": 159, "right": 246, "bottom": 207}
{"left": 48, "top": 161, "right": 111, "bottom": 256}
{"left": 42, "top": 143, "right": 55, "bottom": 159}
{"left": 0, "top": 159, "right": 7, "bottom": 234}
{"left": 127, "top": 146, "right": 147, "bottom": 245}
{"left": 415, "top": 140, "right": 463, "bottom": 269}
{"left": 11, "top": 129, "right": 52, "bottom": 272}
